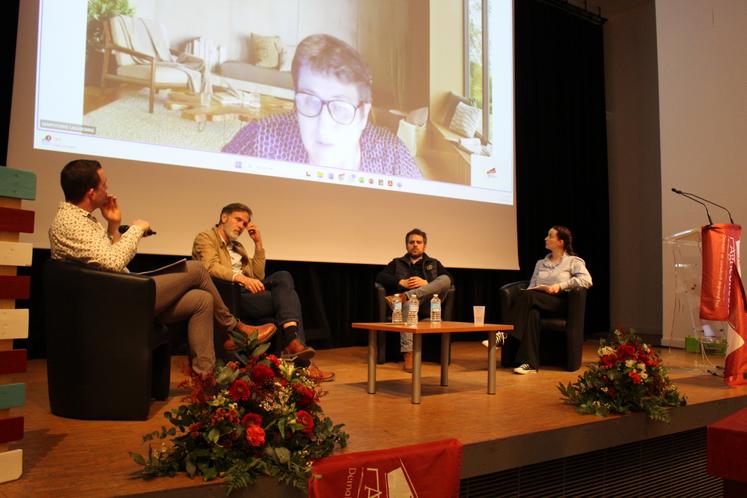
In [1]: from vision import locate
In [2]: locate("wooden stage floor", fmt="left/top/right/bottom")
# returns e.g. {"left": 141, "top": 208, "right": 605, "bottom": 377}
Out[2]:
{"left": 2, "top": 341, "right": 747, "bottom": 497}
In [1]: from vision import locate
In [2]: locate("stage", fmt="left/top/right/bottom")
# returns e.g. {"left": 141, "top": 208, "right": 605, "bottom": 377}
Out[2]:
{"left": 2, "top": 341, "right": 746, "bottom": 497}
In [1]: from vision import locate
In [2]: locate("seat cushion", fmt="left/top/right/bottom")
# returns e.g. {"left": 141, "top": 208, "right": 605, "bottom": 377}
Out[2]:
{"left": 540, "top": 318, "right": 568, "bottom": 332}
{"left": 116, "top": 64, "right": 200, "bottom": 87}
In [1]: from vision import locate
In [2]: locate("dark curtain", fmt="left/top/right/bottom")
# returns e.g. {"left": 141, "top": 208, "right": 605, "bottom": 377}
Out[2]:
{"left": 0, "top": 0, "right": 19, "bottom": 164}
{"left": 10, "top": 0, "right": 610, "bottom": 358}
{"left": 514, "top": 0, "right": 610, "bottom": 335}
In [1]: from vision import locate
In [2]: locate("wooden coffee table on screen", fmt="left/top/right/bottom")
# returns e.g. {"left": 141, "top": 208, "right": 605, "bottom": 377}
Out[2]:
{"left": 351, "top": 321, "right": 513, "bottom": 404}
{"left": 165, "top": 90, "right": 293, "bottom": 124}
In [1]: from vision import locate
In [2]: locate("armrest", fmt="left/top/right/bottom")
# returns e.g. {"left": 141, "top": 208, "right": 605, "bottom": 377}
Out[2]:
{"left": 442, "top": 285, "right": 456, "bottom": 321}
{"left": 498, "top": 280, "right": 529, "bottom": 323}
{"left": 212, "top": 277, "right": 242, "bottom": 316}
{"left": 104, "top": 42, "right": 157, "bottom": 63}
{"left": 564, "top": 287, "right": 588, "bottom": 337}
{"left": 374, "top": 282, "right": 388, "bottom": 322}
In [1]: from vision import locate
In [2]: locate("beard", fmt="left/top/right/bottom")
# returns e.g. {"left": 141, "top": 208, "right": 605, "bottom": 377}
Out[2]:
{"left": 224, "top": 228, "right": 240, "bottom": 242}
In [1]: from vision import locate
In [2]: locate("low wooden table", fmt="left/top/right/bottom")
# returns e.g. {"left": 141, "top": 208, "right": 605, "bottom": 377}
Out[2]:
{"left": 351, "top": 321, "right": 513, "bottom": 404}
{"left": 164, "top": 90, "right": 293, "bottom": 124}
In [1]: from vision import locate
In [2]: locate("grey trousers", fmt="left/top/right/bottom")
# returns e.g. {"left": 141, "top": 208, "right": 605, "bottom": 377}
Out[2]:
{"left": 152, "top": 260, "right": 238, "bottom": 375}
{"left": 400, "top": 274, "right": 451, "bottom": 352}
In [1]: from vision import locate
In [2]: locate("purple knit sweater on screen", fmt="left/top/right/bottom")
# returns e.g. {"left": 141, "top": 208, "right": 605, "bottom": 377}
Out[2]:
{"left": 222, "top": 112, "right": 422, "bottom": 179}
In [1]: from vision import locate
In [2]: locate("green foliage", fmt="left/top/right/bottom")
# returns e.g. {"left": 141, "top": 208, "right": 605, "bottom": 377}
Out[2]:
{"left": 558, "top": 329, "right": 687, "bottom": 423}
{"left": 130, "top": 335, "right": 348, "bottom": 495}
{"left": 86, "top": 0, "right": 135, "bottom": 53}
{"left": 87, "top": 0, "right": 134, "bottom": 21}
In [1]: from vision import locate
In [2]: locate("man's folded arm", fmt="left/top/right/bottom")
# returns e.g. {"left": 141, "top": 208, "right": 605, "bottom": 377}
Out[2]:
{"left": 375, "top": 260, "right": 400, "bottom": 290}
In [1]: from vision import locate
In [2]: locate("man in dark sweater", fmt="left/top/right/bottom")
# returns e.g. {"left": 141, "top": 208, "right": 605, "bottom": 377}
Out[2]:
{"left": 375, "top": 228, "right": 453, "bottom": 371}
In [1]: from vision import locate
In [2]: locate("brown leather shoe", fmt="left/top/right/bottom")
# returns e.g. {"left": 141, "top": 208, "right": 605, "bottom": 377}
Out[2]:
{"left": 237, "top": 322, "right": 277, "bottom": 343}
{"left": 308, "top": 362, "right": 335, "bottom": 382}
{"left": 403, "top": 352, "right": 413, "bottom": 373}
{"left": 283, "top": 339, "right": 316, "bottom": 362}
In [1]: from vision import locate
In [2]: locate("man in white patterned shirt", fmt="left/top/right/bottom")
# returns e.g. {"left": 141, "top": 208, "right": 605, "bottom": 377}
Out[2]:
{"left": 48, "top": 159, "right": 275, "bottom": 377}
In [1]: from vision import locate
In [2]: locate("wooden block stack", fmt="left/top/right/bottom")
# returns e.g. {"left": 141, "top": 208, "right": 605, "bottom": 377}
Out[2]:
{"left": 0, "top": 167, "right": 36, "bottom": 483}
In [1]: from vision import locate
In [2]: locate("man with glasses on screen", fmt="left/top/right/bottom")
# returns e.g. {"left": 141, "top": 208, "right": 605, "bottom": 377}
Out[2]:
{"left": 48, "top": 159, "right": 277, "bottom": 379}
{"left": 222, "top": 33, "right": 422, "bottom": 178}
{"left": 192, "top": 203, "right": 335, "bottom": 382}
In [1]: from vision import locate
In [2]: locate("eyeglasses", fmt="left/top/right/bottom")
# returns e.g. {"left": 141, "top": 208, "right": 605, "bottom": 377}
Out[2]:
{"left": 294, "top": 92, "right": 365, "bottom": 126}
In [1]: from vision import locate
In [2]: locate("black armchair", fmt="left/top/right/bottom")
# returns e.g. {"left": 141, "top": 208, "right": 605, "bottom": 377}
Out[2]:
{"left": 374, "top": 282, "right": 456, "bottom": 364}
{"left": 498, "top": 280, "right": 587, "bottom": 371}
{"left": 43, "top": 259, "right": 171, "bottom": 420}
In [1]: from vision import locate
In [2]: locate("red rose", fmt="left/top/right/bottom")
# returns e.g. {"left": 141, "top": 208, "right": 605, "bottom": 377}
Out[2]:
{"left": 293, "top": 384, "right": 315, "bottom": 406}
{"left": 628, "top": 371, "right": 642, "bottom": 384}
{"left": 246, "top": 425, "right": 266, "bottom": 446}
{"left": 242, "top": 412, "right": 262, "bottom": 427}
{"left": 618, "top": 344, "right": 636, "bottom": 358}
{"left": 265, "top": 354, "right": 281, "bottom": 367}
{"left": 601, "top": 354, "right": 617, "bottom": 369}
{"left": 296, "top": 410, "right": 314, "bottom": 434}
{"left": 228, "top": 379, "right": 251, "bottom": 402}
{"left": 251, "top": 364, "right": 276, "bottom": 384}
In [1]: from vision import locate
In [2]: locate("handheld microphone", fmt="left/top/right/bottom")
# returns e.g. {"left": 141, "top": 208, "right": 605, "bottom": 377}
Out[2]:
{"left": 118, "top": 224, "right": 157, "bottom": 237}
{"left": 671, "top": 188, "right": 713, "bottom": 225}
{"left": 671, "top": 188, "right": 734, "bottom": 224}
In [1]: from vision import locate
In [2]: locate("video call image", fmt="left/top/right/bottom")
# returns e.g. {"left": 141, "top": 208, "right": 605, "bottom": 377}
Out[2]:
{"left": 34, "top": 0, "right": 514, "bottom": 205}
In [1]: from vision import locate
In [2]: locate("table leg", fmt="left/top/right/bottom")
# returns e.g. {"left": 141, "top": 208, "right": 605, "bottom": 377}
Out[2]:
{"left": 440, "top": 333, "right": 450, "bottom": 386}
{"left": 488, "top": 331, "right": 496, "bottom": 394}
{"left": 412, "top": 334, "right": 422, "bottom": 404}
{"left": 367, "top": 330, "right": 377, "bottom": 394}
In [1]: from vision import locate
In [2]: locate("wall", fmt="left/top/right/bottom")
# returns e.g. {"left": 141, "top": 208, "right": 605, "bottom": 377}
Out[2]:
{"left": 602, "top": 0, "right": 662, "bottom": 337}
{"left": 130, "top": 0, "right": 358, "bottom": 61}
{"left": 429, "top": 1, "right": 464, "bottom": 117}
{"left": 657, "top": 0, "right": 747, "bottom": 345}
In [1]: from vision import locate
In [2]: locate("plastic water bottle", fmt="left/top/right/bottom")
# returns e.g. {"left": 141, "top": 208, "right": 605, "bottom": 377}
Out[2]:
{"left": 391, "top": 294, "right": 403, "bottom": 324}
{"left": 406, "top": 294, "right": 419, "bottom": 326}
{"left": 430, "top": 294, "right": 441, "bottom": 322}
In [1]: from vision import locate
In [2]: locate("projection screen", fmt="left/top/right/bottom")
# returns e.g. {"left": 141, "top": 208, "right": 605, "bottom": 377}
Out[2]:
{"left": 9, "top": 0, "right": 518, "bottom": 269}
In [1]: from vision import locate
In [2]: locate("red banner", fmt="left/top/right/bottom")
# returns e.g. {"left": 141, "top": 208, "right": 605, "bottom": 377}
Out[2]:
{"left": 700, "top": 224, "right": 741, "bottom": 320}
{"left": 309, "top": 439, "right": 463, "bottom": 498}
{"left": 699, "top": 224, "right": 746, "bottom": 385}
{"left": 724, "top": 265, "right": 747, "bottom": 386}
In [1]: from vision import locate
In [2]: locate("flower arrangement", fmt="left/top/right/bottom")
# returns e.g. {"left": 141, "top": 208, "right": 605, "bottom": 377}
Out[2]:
{"left": 558, "top": 329, "right": 687, "bottom": 422}
{"left": 130, "top": 331, "right": 348, "bottom": 494}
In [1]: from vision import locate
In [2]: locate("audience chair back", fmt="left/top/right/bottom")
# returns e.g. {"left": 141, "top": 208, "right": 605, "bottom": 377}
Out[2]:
{"left": 43, "top": 259, "right": 171, "bottom": 420}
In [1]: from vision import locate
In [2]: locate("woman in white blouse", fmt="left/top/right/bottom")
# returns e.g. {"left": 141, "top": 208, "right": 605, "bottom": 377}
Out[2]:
{"left": 510, "top": 226, "right": 592, "bottom": 374}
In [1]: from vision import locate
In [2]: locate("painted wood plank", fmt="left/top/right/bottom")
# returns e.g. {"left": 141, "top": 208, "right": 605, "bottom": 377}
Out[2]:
{"left": 0, "top": 449, "right": 22, "bottom": 483}
{"left": 0, "top": 384, "right": 25, "bottom": 410}
{"left": 0, "top": 207, "right": 35, "bottom": 233}
{"left": 0, "top": 276, "right": 30, "bottom": 300}
{"left": 0, "top": 350, "right": 26, "bottom": 375}
{"left": 0, "top": 417, "right": 23, "bottom": 444}
{"left": 0, "top": 241, "right": 33, "bottom": 266}
{"left": 0, "top": 310, "right": 29, "bottom": 340}
{"left": 0, "top": 168, "right": 36, "bottom": 200}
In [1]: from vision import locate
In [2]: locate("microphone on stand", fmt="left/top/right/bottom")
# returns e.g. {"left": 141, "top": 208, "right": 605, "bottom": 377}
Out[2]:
{"left": 118, "top": 224, "right": 157, "bottom": 237}
{"left": 671, "top": 188, "right": 735, "bottom": 224}
{"left": 671, "top": 188, "right": 713, "bottom": 225}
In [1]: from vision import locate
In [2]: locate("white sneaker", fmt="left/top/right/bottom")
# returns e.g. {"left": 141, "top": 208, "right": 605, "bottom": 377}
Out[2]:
{"left": 481, "top": 332, "right": 507, "bottom": 348}
{"left": 513, "top": 363, "right": 537, "bottom": 375}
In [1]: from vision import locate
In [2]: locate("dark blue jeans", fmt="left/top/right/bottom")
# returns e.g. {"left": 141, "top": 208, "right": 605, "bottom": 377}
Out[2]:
{"left": 239, "top": 270, "right": 305, "bottom": 346}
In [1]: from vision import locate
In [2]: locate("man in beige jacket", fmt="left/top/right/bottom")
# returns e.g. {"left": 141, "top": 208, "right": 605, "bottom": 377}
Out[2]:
{"left": 192, "top": 203, "right": 334, "bottom": 381}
